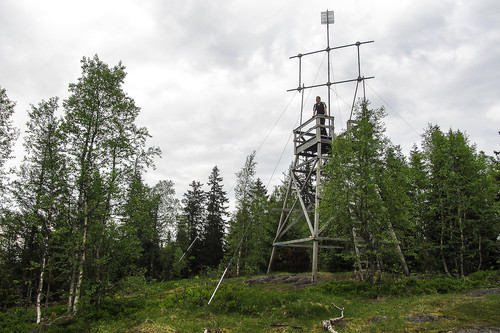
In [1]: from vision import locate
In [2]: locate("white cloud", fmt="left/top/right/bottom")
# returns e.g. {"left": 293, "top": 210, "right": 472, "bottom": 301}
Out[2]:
{"left": 1, "top": 0, "right": 499, "bottom": 206}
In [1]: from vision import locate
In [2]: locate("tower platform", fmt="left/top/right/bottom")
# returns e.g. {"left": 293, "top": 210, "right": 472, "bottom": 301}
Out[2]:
{"left": 294, "top": 115, "right": 334, "bottom": 156}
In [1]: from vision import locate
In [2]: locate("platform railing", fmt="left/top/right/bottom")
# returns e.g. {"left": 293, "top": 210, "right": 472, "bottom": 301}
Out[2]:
{"left": 293, "top": 115, "right": 334, "bottom": 155}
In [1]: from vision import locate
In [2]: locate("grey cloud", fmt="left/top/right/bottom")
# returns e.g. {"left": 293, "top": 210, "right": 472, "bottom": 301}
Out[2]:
{"left": 2, "top": 0, "right": 499, "bottom": 202}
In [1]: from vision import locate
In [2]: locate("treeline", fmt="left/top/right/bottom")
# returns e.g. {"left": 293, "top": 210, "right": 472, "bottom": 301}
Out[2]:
{"left": 0, "top": 55, "right": 168, "bottom": 321}
{"left": 0, "top": 56, "right": 285, "bottom": 324}
{"left": 320, "top": 102, "right": 500, "bottom": 281}
{"left": 0, "top": 56, "right": 499, "bottom": 325}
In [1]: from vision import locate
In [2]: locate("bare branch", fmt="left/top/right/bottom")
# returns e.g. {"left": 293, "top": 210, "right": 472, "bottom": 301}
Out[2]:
{"left": 322, "top": 303, "right": 344, "bottom": 332}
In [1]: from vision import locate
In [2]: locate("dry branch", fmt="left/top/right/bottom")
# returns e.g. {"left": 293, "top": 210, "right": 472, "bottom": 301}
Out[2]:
{"left": 322, "top": 303, "right": 344, "bottom": 333}
{"left": 269, "top": 323, "right": 303, "bottom": 329}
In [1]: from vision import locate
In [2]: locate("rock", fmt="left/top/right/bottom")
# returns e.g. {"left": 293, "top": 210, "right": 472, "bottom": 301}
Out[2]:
{"left": 245, "top": 274, "right": 329, "bottom": 287}
{"left": 405, "top": 314, "right": 441, "bottom": 322}
{"left": 463, "top": 288, "right": 500, "bottom": 297}
{"left": 369, "top": 316, "right": 387, "bottom": 323}
{"left": 452, "top": 325, "right": 500, "bottom": 333}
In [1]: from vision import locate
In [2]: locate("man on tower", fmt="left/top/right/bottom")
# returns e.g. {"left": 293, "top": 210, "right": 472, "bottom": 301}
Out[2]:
{"left": 313, "top": 96, "right": 328, "bottom": 136}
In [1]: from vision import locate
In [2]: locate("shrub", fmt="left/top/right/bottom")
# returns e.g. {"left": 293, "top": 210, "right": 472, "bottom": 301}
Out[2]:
{"left": 314, "top": 271, "right": 500, "bottom": 298}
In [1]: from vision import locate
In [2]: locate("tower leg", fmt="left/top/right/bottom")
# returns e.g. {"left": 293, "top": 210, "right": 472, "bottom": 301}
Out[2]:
{"left": 312, "top": 240, "right": 319, "bottom": 282}
{"left": 267, "top": 247, "right": 276, "bottom": 274}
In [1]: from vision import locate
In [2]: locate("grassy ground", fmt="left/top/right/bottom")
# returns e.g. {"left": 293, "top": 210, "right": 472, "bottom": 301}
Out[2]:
{"left": 2, "top": 271, "right": 500, "bottom": 332}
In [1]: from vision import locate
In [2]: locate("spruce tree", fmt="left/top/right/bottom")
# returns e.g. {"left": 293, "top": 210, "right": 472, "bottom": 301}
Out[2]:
{"left": 182, "top": 180, "right": 206, "bottom": 275}
{"left": 321, "top": 101, "right": 409, "bottom": 280}
{"left": 203, "top": 166, "right": 228, "bottom": 269}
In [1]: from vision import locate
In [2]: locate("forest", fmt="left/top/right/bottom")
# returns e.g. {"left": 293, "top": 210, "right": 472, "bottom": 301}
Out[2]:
{"left": 0, "top": 55, "right": 499, "bottom": 327}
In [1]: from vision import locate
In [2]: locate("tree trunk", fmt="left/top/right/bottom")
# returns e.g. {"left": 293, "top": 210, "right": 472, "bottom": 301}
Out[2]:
{"left": 67, "top": 252, "right": 77, "bottom": 314}
{"left": 351, "top": 227, "right": 364, "bottom": 281}
{"left": 477, "top": 233, "right": 482, "bottom": 271}
{"left": 36, "top": 249, "right": 46, "bottom": 324}
{"left": 73, "top": 199, "right": 89, "bottom": 313}
{"left": 267, "top": 247, "right": 276, "bottom": 274}
{"left": 43, "top": 267, "right": 51, "bottom": 324}
{"left": 236, "top": 248, "right": 241, "bottom": 277}
{"left": 440, "top": 226, "right": 451, "bottom": 277}
{"left": 388, "top": 222, "right": 410, "bottom": 276}
{"left": 458, "top": 214, "right": 465, "bottom": 278}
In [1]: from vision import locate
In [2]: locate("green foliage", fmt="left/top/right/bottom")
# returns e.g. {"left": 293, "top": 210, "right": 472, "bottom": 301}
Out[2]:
{"left": 2, "top": 57, "right": 500, "bottom": 331}
{"left": 0, "top": 271, "right": 500, "bottom": 332}
{"left": 226, "top": 152, "right": 280, "bottom": 276}
{"left": 162, "top": 282, "right": 215, "bottom": 308}
{"left": 0, "top": 86, "right": 19, "bottom": 196}
{"left": 0, "top": 307, "right": 33, "bottom": 332}
{"left": 419, "top": 125, "right": 500, "bottom": 276}
{"left": 203, "top": 166, "right": 229, "bottom": 270}
{"left": 181, "top": 180, "right": 207, "bottom": 275}
{"left": 211, "top": 283, "right": 276, "bottom": 314}
{"left": 468, "top": 270, "right": 500, "bottom": 286}
{"left": 321, "top": 101, "right": 410, "bottom": 279}
{"left": 85, "top": 298, "right": 147, "bottom": 322}
{"left": 59, "top": 54, "right": 161, "bottom": 312}
{"left": 1, "top": 271, "right": 499, "bottom": 332}
{"left": 314, "top": 272, "right": 500, "bottom": 298}
{"left": 320, "top": 101, "right": 499, "bottom": 280}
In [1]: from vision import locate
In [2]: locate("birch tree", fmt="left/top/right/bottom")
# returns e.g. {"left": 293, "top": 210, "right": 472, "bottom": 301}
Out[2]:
{"left": 62, "top": 55, "right": 158, "bottom": 312}
{"left": 0, "top": 86, "right": 19, "bottom": 202}
{"left": 14, "top": 98, "right": 68, "bottom": 323}
{"left": 422, "top": 126, "right": 499, "bottom": 276}
{"left": 0, "top": 86, "right": 19, "bottom": 307}
{"left": 228, "top": 151, "right": 256, "bottom": 276}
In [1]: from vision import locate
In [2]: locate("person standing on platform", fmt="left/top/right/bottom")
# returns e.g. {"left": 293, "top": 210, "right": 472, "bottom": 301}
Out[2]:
{"left": 313, "top": 96, "right": 328, "bottom": 136}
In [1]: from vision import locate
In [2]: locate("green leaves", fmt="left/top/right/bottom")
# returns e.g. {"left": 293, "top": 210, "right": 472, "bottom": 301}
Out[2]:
{"left": 0, "top": 86, "right": 19, "bottom": 197}
{"left": 321, "top": 102, "right": 499, "bottom": 278}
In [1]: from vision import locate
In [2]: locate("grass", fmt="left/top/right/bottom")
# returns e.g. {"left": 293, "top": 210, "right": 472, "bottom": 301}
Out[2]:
{"left": 2, "top": 271, "right": 499, "bottom": 332}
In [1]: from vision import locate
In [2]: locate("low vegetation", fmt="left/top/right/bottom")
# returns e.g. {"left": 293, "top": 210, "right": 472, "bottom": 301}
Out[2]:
{"left": 1, "top": 271, "right": 499, "bottom": 332}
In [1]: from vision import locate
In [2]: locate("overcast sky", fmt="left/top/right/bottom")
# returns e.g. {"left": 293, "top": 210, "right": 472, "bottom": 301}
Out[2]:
{"left": 1, "top": 0, "right": 499, "bottom": 207}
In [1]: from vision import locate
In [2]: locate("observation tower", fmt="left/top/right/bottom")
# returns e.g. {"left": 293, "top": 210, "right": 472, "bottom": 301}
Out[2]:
{"left": 267, "top": 10, "right": 374, "bottom": 282}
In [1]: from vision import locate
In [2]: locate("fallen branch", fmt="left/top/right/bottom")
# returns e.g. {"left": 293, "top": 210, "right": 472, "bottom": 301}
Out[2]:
{"left": 269, "top": 323, "right": 303, "bottom": 329}
{"left": 322, "top": 303, "right": 344, "bottom": 333}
